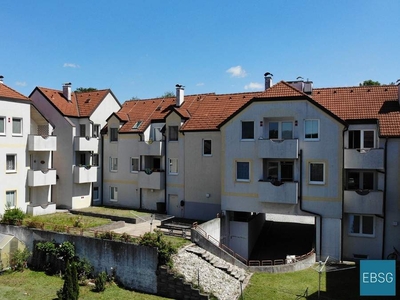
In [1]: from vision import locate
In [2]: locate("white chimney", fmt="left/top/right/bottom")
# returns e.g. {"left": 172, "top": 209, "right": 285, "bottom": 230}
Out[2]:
{"left": 0, "top": 75, "right": 4, "bottom": 84}
{"left": 264, "top": 72, "right": 273, "bottom": 90}
{"left": 63, "top": 82, "right": 72, "bottom": 101}
{"left": 175, "top": 84, "right": 184, "bottom": 107}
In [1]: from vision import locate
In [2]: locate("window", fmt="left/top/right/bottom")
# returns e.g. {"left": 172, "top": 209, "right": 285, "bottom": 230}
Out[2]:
{"left": 346, "top": 171, "right": 374, "bottom": 190}
{"left": 169, "top": 126, "right": 178, "bottom": 141}
{"left": 203, "top": 140, "right": 212, "bottom": 156}
{"left": 268, "top": 121, "right": 293, "bottom": 139}
{"left": 92, "top": 154, "right": 99, "bottom": 167}
{"left": 109, "top": 157, "right": 118, "bottom": 172}
{"left": 80, "top": 124, "right": 86, "bottom": 137}
{"left": 131, "top": 157, "right": 139, "bottom": 173}
{"left": 110, "top": 187, "right": 118, "bottom": 201}
{"left": 309, "top": 162, "right": 324, "bottom": 184}
{"left": 169, "top": 158, "right": 178, "bottom": 174}
{"left": 349, "top": 215, "right": 374, "bottom": 236}
{"left": 266, "top": 161, "right": 294, "bottom": 182}
{"left": 241, "top": 121, "right": 254, "bottom": 140}
{"left": 12, "top": 118, "right": 22, "bottom": 135}
{"left": 236, "top": 161, "right": 250, "bottom": 181}
{"left": 6, "top": 154, "right": 16, "bottom": 172}
{"left": 93, "top": 124, "right": 100, "bottom": 138}
{"left": 305, "top": 119, "right": 319, "bottom": 140}
{"left": 6, "top": 190, "right": 16, "bottom": 207}
{"left": 348, "top": 130, "right": 375, "bottom": 149}
{"left": 132, "top": 121, "right": 142, "bottom": 129}
{"left": 93, "top": 187, "right": 99, "bottom": 201}
{"left": 110, "top": 127, "right": 118, "bottom": 142}
{"left": 0, "top": 116, "right": 5, "bottom": 135}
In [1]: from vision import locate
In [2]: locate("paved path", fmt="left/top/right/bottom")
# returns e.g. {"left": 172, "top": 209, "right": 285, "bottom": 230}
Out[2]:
{"left": 111, "top": 220, "right": 162, "bottom": 237}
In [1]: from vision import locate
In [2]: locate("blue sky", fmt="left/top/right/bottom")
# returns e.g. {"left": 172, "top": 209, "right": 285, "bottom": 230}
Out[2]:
{"left": 1, "top": 1, "right": 399, "bottom": 102}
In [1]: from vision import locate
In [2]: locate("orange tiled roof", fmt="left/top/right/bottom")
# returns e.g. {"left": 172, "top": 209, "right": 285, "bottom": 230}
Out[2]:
{"left": 0, "top": 83, "right": 30, "bottom": 101}
{"left": 312, "top": 85, "right": 400, "bottom": 137}
{"left": 35, "top": 87, "right": 111, "bottom": 117}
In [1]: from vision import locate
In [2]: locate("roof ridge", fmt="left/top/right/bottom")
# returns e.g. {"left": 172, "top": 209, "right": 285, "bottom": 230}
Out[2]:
{"left": 0, "top": 84, "right": 29, "bottom": 100}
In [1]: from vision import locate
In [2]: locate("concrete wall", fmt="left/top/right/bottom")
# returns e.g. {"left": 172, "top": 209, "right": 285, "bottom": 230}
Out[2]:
{"left": 0, "top": 224, "right": 158, "bottom": 294}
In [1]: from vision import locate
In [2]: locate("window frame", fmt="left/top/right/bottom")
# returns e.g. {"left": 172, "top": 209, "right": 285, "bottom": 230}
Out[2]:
{"left": 110, "top": 186, "right": 118, "bottom": 202}
{"left": 110, "top": 127, "right": 118, "bottom": 142}
{"left": 12, "top": 117, "right": 22, "bottom": 136}
{"left": 349, "top": 214, "right": 375, "bottom": 237}
{"left": 109, "top": 157, "right": 118, "bottom": 172}
{"left": 348, "top": 129, "right": 376, "bottom": 149}
{"left": 130, "top": 157, "right": 139, "bottom": 173}
{"left": 346, "top": 171, "right": 374, "bottom": 190}
{"left": 169, "top": 126, "right": 179, "bottom": 141}
{"left": 6, "top": 154, "right": 17, "bottom": 173}
{"left": 0, "top": 116, "right": 5, "bottom": 135}
{"left": 236, "top": 161, "right": 250, "bottom": 182}
{"left": 6, "top": 190, "right": 16, "bottom": 208}
{"left": 267, "top": 161, "right": 294, "bottom": 182}
{"left": 304, "top": 119, "right": 320, "bottom": 141}
{"left": 241, "top": 121, "right": 254, "bottom": 140}
{"left": 309, "top": 162, "right": 325, "bottom": 185}
{"left": 268, "top": 121, "right": 294, "bottom": 140}
{"left": 92, "top": 154, "right": 99, "bottom": 167}
{"left": 169, "top": 158, "right": 178, "bottom": 175}
{"left": 203, "top": 139, "right": 212, "bottom": 156}
{"left": 93, "top": 187, "right": 99, "bottom": 201}
{"left": 93, "top": 124, "right": 100, "bottom": 138}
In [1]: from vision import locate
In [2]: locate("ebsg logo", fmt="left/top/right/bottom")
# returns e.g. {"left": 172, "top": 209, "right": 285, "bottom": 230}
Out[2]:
{"left": 360, "top": 260, "right": 396, "bottom": 296}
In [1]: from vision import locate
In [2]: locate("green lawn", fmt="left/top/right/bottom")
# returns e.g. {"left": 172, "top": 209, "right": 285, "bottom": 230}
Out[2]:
{"left": 75, "top": 206, "right": 151, "bottom": 218}
{"left": 0, "top": 269, "right": 170, "bottom": 300}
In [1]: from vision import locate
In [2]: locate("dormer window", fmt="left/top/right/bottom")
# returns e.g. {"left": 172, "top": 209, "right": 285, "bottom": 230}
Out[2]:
{"left": 132, "top": 121, "right": 142, "bottom": 129}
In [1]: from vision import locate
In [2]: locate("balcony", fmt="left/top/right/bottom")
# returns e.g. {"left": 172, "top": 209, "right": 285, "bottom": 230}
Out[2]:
{"left": 344, "top": 148, "right": 384, "bottom": 170}
{"left": 138, "top": 170, "right": 165, "bottom": 190}
{"left": 258, "top": 139, "right": 298, "bottom": 159}
{"left": 258, "top": 181, "right": 298, "bottom": 204}
{"left": 28, "top": 169, "right": 57, "bottom": 187}
{"left": 138, "top": 140, "right": 164, "bottom": 156}
{"left": 28, "top": 134, "right": 57, "bottom": 151}
{"left": 344, "top": 190, "right": 383, "bottom": 215}
{"left": 74, "top": 136, "right": 99, "bottom": 151}
{"left": 73, "top": 166, "right": 98, "bottom": 183}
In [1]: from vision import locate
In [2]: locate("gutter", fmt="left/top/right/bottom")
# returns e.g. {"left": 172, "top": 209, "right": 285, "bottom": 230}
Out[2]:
{"left": 381, "top": 138, "right": 388, "bottom": 259}
{"left": 298, "top": 149, "right": 323, "bottom": 261}
{"left": 340, "top": 126, "right": 348, "bottom": 262}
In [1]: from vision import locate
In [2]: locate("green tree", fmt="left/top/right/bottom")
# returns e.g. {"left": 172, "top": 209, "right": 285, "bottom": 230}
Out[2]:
{"left": 161, "top": 91, "right": 175, "bottom": 98}
{"left": 57, "top": 262, "right": 79, "bottom": 300}
{"left": 130, "top": 96, "right": 140, "bottom": 100}
{"left": 359, "top": 80, "right": 381, "bottom": 86}
{"left": 74, "top": 87, "right": 97, "bottom": 93}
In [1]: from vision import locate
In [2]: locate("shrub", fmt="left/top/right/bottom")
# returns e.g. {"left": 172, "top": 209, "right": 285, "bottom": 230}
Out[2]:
{"left": 97, "top": 231, "right": 118, "bottom": 240}
{"left": 1, "top": 206, "right": 25, "bottom": 225}
{"left": 10, "top": 248, "right": 31, "bottom": 271}
{"left": 57, "top": 262, "right": 79, "bottom": 300}
{"left": 75, "top": 258, "right": 93, "bottom": 283}
{"left": 94, "top": 271, "right": 107, "bottom": 292}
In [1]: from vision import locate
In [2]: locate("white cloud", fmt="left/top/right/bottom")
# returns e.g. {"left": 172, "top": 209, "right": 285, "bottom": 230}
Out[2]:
{"left": 196, "top": 82, "right": 204, "bottom": 86}
{"left": 63, "top": 63, "right": 80, "bottom": 68}
{"left": 15, "top": 81, "right": 27, "bottom": 87}
{"left": 226, "top": 65, "right": 247, "bottom": 78}
{"left": 244, "top": 82, "right": 263, "bottom": 90}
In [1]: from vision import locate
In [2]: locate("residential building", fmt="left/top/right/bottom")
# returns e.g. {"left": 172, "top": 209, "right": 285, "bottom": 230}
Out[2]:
{"left": 0, "top": 78, "right": 56, "bottom": 216}
{"left": 30, "top": 84, "right": 121, "bottom": 209}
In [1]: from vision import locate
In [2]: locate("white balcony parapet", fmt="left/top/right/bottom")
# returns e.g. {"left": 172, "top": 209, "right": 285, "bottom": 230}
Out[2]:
{"left": 74, "top": 136, "right": 99, "bottom": 151}
{"left": 258, "top": 139, "right": 298, "bottom": 159}
{"left": 27, "top": 203, "right": 56, "bottom": 216}
{"left": 28, "top": 134, "right": 57, "bottom": 151}
{"left": 73, "top": 165, "right": 98, "bottom": 183}
{"left": 28, "top": 169, "right": 57, "bottom": 186}
{"left": 344, "top": 190, "right": 383, "bottom": 215}
{"left": 138, "top": 170, "right": 165, "bottom": 190}
{"left": 138, "top": 140, "right": 164, "bottom": 156}
{"left": 259, "top": 181, "right": 298, "bottom": 204}
{"left": 344, "top": 148, "right": 384, "bottom": 170}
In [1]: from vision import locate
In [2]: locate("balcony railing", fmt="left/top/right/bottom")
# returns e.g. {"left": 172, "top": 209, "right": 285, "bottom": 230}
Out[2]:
{"left": 73, "top": 165, "right": 98, "bottom": 183}
{"left": 258, "top": 181, "right": 298, "bottom": 204}
{"left": 344, "top": 148, "right": 384, "bottom": 170}
{"left": 258, "top": 139, "right": 298, "bottom": 159}
{"left": 344, "top": 190, "right": 383, "bottom": 215}
{"left": 28, "top": 169, "right": 57, "bottom": 187}
{"left": 28, "top": 134, "right": 57, "bottom": 151}
{"left": 138, "top": 170, "right": 165, "bottom": 190}
{"left": 74, "top": 136, "right": 99, "bottom": 151}
{"left": 138, "top": 140, "right": 164, "bottom": 156}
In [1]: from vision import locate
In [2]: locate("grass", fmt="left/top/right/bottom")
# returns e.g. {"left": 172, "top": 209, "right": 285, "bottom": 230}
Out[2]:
{"left": 0, "top": 269, "right": 171, "bottom": 300}
{"left": 76, "top": 206, "right": 150, "bottom": 218}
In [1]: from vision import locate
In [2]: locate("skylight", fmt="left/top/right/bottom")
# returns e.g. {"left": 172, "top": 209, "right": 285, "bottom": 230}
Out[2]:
{"left": 132, "top": 121, "right": 142, "bottom": 129}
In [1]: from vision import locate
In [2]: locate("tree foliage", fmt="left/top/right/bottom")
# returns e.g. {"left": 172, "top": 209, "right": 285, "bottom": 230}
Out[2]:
{"left": 359, "top": 80, "right": 381, "bottom": 86}
{"left": 74, "top": 87, "right": 97, "bottom": 93}
{"left": 161, "top": 91, "right": 175, "bottom": 98}
{"left": 57, "top": 262, "right": 79, "bottom": 300}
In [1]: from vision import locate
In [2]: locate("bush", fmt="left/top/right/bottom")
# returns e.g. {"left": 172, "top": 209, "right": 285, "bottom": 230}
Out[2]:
{"left": 1, "top": 206, "right": 25, "bottom": 225}
{"left": 57, "top": 262, "right": 79, "bottom": 300}
{"left": 97, "top": 231, "right": 118, "bottom": 240}
{"left": 75, "top": 258, "right": 93, "bottom": 283}
{"left": 10, "top": 248, "right": 31, "bottom": 271}
{"left": 94, "top": 271, "right": 107, "bottom": 292}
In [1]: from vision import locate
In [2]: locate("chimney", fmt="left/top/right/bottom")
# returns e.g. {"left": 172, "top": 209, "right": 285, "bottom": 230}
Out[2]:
{"left": 264, "top": 72, "right": 273, "bottom": 90}
{"left": 397, "top": 80, "right": 400, "bottom": 105}
{"left": 0, "top": 75, "right": 4, "bottom": 84}
{"left": 62, "top": 82, "right": 72, "bottom": 101}
{"left": 303, "top": 80, "right": 313, "bottom": 95}
{"left": 175, "top": 84, "right": 184, "bottom": 107}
